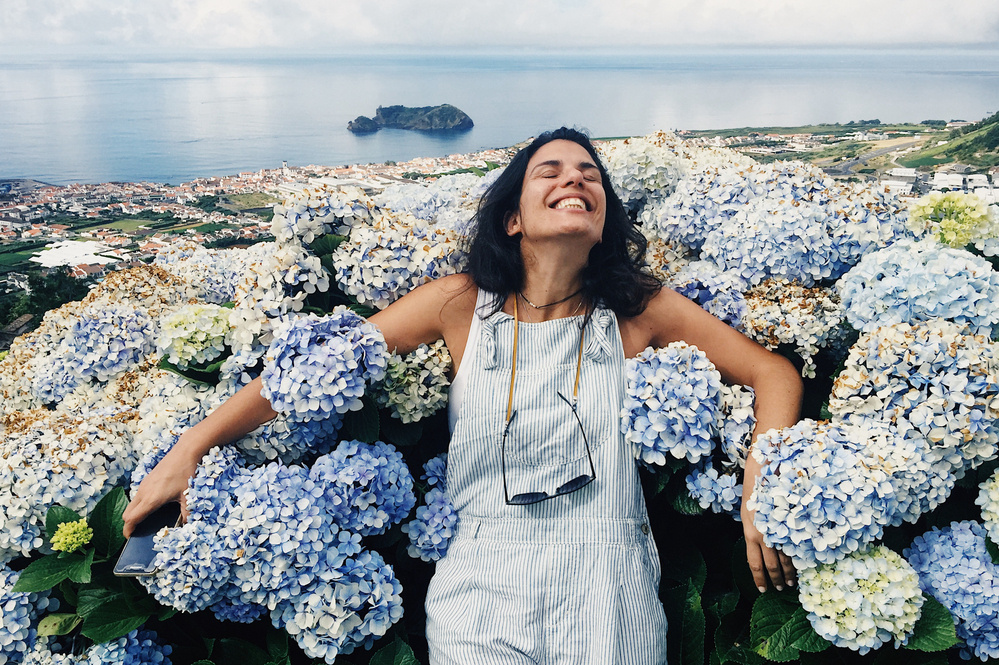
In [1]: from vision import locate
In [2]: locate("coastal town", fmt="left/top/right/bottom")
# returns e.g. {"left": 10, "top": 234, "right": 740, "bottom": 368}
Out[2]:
{"left": 2, "top": 125, "right": 997, "bottom": 347}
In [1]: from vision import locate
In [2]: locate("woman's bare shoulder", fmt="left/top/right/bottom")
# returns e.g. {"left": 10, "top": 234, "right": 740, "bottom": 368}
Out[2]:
{"left": 370, "top": 273, "right": 478, "bottom": 355}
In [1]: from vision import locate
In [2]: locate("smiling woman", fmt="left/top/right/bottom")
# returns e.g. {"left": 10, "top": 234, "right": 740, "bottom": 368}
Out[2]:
{"left": 124, "top": 127, "right": 803, "bottom": 665}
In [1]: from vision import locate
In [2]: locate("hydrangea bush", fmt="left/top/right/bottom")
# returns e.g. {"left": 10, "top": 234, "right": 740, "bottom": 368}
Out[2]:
{"left": 0, "top": 132, "right": 994, "bottom": 663}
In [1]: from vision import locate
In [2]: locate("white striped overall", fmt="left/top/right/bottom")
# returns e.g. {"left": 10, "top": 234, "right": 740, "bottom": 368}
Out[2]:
{"left": 427, "top": 290, "right": 669, "bottom": 664}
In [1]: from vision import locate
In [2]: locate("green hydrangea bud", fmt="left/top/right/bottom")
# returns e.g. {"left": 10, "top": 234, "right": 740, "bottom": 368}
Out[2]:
{"left": 51, "top": 518, "right": 94, "bottom": 553}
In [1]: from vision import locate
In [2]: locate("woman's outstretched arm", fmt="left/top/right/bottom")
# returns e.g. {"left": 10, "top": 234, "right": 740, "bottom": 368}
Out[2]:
{"left": 122, "top": 274, "right": 476, "bottom": 537}
{"left": 620, "top": 287, "right": 803, "bottom": 592}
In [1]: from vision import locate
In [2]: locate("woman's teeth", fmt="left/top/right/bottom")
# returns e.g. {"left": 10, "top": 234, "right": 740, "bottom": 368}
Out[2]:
{"left": 554, "top": 198, "right": 586, "bottom": 210}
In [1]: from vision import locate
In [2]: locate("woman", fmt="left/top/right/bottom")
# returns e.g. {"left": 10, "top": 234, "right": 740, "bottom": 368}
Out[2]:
{"left": 125, "top": 128, "right": 801, "bottom": 663}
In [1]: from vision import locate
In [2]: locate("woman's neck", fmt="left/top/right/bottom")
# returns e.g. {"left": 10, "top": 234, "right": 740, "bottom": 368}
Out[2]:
{"left": 512, "top": 249, "right": 588, "bottom": 322}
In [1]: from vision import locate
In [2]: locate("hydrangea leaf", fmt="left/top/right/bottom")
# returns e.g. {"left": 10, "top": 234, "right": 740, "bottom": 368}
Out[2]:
{"left": 706, "top": 591, "right": 740, "bottom": 623}
{"left": 265, "top": 626, "right": 290, "bottom": 663}
{"left": 213, "top": 638, "right": 270, "bottom": 665}
{"left": 45, "top": 504, "right": 84, "bottom": 540}
{"left": 349, "top": 302, "right": 378, "bottom": 319}
{"left": 65, "top": 547, "right": 95, "bottom": 584}
{"left": 309, "top": 234, "right": 346, "bottom": 256}
{"left": 681, "top": 580, "right": 706, "bottom": 665}
{"left": 714, "top": 614, "right": 765, "bottom": 665}
{"left": 669, "top": 478, "right": 707, "bottom": 516}
{"left": 369, "top": 635, "right": 420, "bottom": 665}
{"left": 661, "top": 542, "right": 708, "bottom": 593}
{"left": 12, "top": 552, "right": 84, "bottom": 592}
{"left": 80, "top": 603, "right": 150, "bottom": 643}
{"left": 341, "top": 395, "right": 381, "bottom": 443}
{"left": 158, "top": 355, "right": 218, "bottom": 387}
{"left": 37, "top": 612, "right": 82, "bottom": 637}
{"left": 750, "top": 592, "right": 815, "bottom": 662}
{"left": 987, "top": 536, "right": 999, "bottom": 566}
{"left": 904, "top": 594, "right": 958, "bottom": 652}
{"left": 76, "top": 587, "right": 126, "bottom": 618}
{"left": 90, "top": 486, "right": 128, "bottom": 557}
{"left": 380, "top": 414, "right": 424, "bottom": 447}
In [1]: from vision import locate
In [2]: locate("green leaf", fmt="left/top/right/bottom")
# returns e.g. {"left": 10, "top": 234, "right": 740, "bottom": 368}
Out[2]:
{"left": 66, "top": 547, "right": 95, "bottom": 584}
{"left": 342, "top": 395, "right": 380, "bottom": 443}
{"left": 158, "top": 356, "right": 215, "bottom": 387}
{"left": 706, "top": 591, "right": 740, "bottom": 623}
{"left": 309, "top": 234, "right": 346, "bottom": 256}
{"left": 660, "top": 542, "right": 708, "bottom": 593}
{"left": 905, "top": 594, "right": 958, "bottom": 652}
{"left": 750, "top": 592, "right": 822, "bottom": 662}
{"left": 349, "top": 303, "right": 377, "bottom": 319}
{"left": 987, "top": 536, "right": 999, "bottom": 566}
{"left": 191, "top": 661, "right": 216, "bottom": 665}
{"left": 90, "top": 487, "right": 128, "bottom": 557}
{"left": 12, "top": 553, "right": 83, "bottom": 592}
{"left": 76, "top": 587, "right": 127, "bottom": 618}
{"left": 46, "top": 504, "right": 84, "bottom": 540}
{"left": 369, "top": 636, "right": 420, "bottom": 665}
{"left": 37, "top": 613, "right": 82, "bottom": 637}
{"left": 667, "top": 476, "right": 706, "bottom": 516}
{"left": 266, "top": 626, "right": 290, "bottom": 663}
{"left": 379, "top": 415, "right": 424, "bottom": 447}
{"left": 80, "top": 604, "right": 150, "bottom": 643}
{"left": 715, "top": 614, "right": 765, "bottom": 665}
{"left": 681, "top": 580, "right": 705, "bottom": 665}
{"left": 213, "top": 638, "right": 270, "bottom": 665}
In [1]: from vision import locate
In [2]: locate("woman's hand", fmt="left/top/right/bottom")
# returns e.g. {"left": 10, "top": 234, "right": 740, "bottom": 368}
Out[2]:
{"left": 742, "top": 454, "right": 796, "bottom": 592}
{"left": 122, "top": 437, "right": 201, "bottom": 538}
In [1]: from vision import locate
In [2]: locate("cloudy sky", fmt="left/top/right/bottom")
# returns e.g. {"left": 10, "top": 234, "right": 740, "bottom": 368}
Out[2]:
{"left": 2, "top": 0, "right": 998, "bottom": 53}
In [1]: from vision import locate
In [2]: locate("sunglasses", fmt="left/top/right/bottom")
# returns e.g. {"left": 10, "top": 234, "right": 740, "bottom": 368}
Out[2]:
{"left": 502, "top": 390, "right": 597, "bottom": 506}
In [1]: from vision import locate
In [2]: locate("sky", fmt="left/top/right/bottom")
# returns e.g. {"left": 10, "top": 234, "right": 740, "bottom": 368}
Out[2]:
{"left": 2, "top": 0, "right": 999, "bottom": 54}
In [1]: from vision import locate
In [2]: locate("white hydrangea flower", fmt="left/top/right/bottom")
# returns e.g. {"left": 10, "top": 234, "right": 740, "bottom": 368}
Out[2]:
{"left": 157, "top": 303, "right": 233, "bottom": 369}
{"left": 372, "top": 340, "right": 452, "bottom": 423}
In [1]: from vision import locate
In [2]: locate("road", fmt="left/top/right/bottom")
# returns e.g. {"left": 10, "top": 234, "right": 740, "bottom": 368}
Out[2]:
{"left": 822, "top": 139, "right": 922, "bottom": 176}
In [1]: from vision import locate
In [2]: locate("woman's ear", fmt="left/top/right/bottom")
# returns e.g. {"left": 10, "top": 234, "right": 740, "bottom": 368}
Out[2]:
{"left": 505, "top": 210, "right": 522, "bottom": 237}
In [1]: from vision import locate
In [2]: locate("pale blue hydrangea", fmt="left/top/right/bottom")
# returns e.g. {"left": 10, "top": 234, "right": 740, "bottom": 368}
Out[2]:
{"left": 140, "top": 520, "right": 230, "bottom": 614}
{"left": 83, "top": 629, "right": 172, "bottom": 665}
{"left": 716, "top": 384, "right": 756, "bottom": 470}
{"left": 156, "top": 304, "right": 232, "bottom": 369}
{"left": 208, "top": 596, "right": 268, "bottom": 624}
{"left": 27, "top": 343, "right": 80, "bottom": 405}
{"left": 905, "top": 521, "right": 999, "bottom": 661}
{"left": 749, "top": 420, "right": 907, "bottom": 568}
{"left": 829, "top": 319, "right": 999, "bottom": 476}
{"left": 375, "top": 173, "right": 483, "bottom": 233}
{"left": 235, "top": 412, "right": 343, "bottom": 465}
{"left": 668, "top": 261, "right": 747, "bottom": 329}
{"left": 232, "top": 242, "right": 330, "bottom": 316}
{"left": 0, "top": 412, "right": 136, "bottom": 562}
{"left": 977, "top": 469, "right": 999, "bottom": 544}
{"left": 685, "top": 465, "right": 742, "bottom": 518}
{"left": 622, "top": 343, "right": 721, "bottom": 465}
{"left": 829, "top": 183, "right": 916, "bottom": 268}
{"left": 261, "top": 308, "right": 388, "bottom": 422}
{"left": 20, "top": 638, "right": 80, "bottom": 665}
{"left": 63, "top": 303, "right": 156, "bottom": 383}
{"left": 154, "top": 244, "right": 253, "bottom": 304}
{"left": 595, "top": 132, "right": 687, "bottom": 212}
{"left": 837, "top": 237, "right": 999, "bottom": 335}
{"left": 310, "top": 440, "right": 416, "bottom": 537}
{"left": 742, "top": 279, "right": 846, "bottom": 378}
{"left": 798, "top": 546, "right": 924, "bottom": 654}
{"left": 371, "top": 340, "right": 452, "bottom": 423}
{"left": 403, "top": 487, "right": 458, "bottom": 562}
{"left": 271, "top": 185, "right": 373, "bottom": 241}
{"left": 0, "top": 566, "right": 59, "bottom": 665}
{"left": 421, "top": 454, "right": 449, "bottom": 491}
{"left": 331, "top": 220, "right": 466, "bottom": 309}
{"left": 271, "top": 549, "right": 404, "bottom": 663}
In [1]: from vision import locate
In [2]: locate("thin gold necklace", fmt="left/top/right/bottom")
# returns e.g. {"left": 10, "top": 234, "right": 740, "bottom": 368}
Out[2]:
{"left": 519, "top": 288, "right": 582, "bottom": 309}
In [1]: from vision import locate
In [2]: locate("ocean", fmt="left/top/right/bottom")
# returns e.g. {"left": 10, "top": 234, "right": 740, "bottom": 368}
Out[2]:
{"left": 3, "top": 48, "right": 999, "bottom": 186}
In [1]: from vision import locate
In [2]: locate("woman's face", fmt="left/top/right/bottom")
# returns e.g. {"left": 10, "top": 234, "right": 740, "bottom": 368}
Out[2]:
{"left": 506, "top": 139, "right": 607, "bottom": 249}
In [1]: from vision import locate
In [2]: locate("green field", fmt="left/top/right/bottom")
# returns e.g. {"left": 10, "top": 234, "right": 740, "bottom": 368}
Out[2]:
{"left": 0, "top": 249, "right": 41, "bottom": 268}
{"left": 226, "top": 192, "right": 279, "bottom": 210}
{"left": 685, "top": 122, "right": 933, "bottom": 140}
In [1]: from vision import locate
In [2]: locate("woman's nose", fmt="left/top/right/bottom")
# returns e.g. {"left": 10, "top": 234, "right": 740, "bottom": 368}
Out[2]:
{"left": 561, "top": 168, "right": 585, "bottom": 187}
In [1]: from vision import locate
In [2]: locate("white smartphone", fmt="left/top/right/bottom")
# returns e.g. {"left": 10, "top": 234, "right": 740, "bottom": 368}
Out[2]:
{"left": 113, "top": 503, "right": 181, "bottom": 577}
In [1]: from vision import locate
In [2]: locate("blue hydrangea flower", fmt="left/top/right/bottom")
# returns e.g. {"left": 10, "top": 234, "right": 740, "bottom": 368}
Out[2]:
{"left": 83, "top": 629, "right": 172, "bottom": 664}
{"left": 798, "top": 546, "right": 924, "bottom": 654}
{"left": 271, "top": 184, "right": 373, "bottom": 241}
{"left": 209, "top": 596, "right": 268, "bottom": 624}
{"left": 622, "top": 343, "right": 721, "bottom": 465}
{"left": 977, "top": 469, "right": 999, "bottom": 543}
{"left": 829, "top": 319, "right": 999, "bottom": 477}
{"left": 421, "top": 454, "right": 449, "bottom": 491}
{"left": 716, "top": 384, "right": 756, "bottom": 470}
{"left": 261, "top": 308, "right": 388, "bottom": 421}
{"left": 233, "top": 242, "right": 330, "bottom": 317}
{"left": 905, "top": 521, "right": 999, "bottom": 661}
{"left": 140, "top": 520, "right": 230, "bottom": 614}
{"left": 402, "top": 487, "right": 458, "bottom": 562}
{"left": 0, "top": 566, "right": 59, "bottom": 665}
{"left": 64, "top": 303, "right": 156, "bottom": 383}
{"left": 310, "top": 440, "right": 417, "bottom": 536}
{"left": 837, "top": 237, "right": 999, "bottom": 335}
{"left": 271, "top": 549, "right": 403, "bottom": 663}
{"left": 749, "top": 420, "right": 906, "bottom": 568}
{"left": 667, "top": 261, "right": 747, "bottom": 329}
{"left": 685, "top": 465, "right": 742, "bottom": 518}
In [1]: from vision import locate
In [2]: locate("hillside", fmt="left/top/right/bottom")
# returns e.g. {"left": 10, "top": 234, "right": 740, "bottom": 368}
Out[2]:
{"left": 899, "top": 112, "right": 999, "bottom": 169}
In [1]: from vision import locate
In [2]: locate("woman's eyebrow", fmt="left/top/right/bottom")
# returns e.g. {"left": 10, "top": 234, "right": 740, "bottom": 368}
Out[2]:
{"left": 530, "top": 159, "right": 600, "bottom": 174}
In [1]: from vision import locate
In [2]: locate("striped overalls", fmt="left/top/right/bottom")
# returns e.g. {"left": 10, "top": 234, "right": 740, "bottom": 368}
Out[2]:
{"left": 427, "top": 291, "right": 669, "bottom": 664}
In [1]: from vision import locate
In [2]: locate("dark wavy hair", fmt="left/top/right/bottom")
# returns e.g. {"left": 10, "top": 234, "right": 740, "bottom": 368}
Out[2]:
{"left": 466, "top": 127, "right": 660, "bottom": 317}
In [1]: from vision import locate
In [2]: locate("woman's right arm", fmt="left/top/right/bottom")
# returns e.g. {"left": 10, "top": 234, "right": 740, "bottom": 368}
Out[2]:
{"left": 122, "top": 273, "right": 476, "bottom": 537}
{"left": 122, "top": 376, "right": 278, "bottom": 536}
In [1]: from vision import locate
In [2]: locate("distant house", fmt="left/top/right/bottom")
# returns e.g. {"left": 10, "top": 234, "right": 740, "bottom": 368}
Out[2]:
{"left": 69, "top": 263, "right": 108, "bottom": 279}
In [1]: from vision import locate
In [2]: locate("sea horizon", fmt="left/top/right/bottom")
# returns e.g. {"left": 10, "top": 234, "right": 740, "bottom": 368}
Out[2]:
{"left": 4, "top": 47, "right": 999, "bottom": 186}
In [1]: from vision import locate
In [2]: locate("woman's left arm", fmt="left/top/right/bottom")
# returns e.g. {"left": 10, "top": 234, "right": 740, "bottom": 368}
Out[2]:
{"left": 621, "top": 288, "right": 803, "bottom": 592}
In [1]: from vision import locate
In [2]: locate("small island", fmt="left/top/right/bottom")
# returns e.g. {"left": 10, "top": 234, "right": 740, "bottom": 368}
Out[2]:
{"left": 347, "top": 104, "right": 474, "bottom": 133}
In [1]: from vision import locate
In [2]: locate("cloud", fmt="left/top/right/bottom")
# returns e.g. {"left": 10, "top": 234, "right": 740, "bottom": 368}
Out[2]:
{"left": 2, "top": 0, "right": 998, "bottom": 52}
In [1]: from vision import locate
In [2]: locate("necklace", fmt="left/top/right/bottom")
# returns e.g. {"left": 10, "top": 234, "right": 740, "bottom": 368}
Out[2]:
{"left": 519, "top": 288, "right": 582, "bottom": 310}
{"left": 517, "top": 292, "right": 585, "bottom": 322}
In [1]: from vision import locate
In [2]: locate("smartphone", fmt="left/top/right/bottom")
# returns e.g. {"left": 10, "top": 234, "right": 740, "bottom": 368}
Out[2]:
{"left": 113, "top": 502, "right": 182, "bottom": 577}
